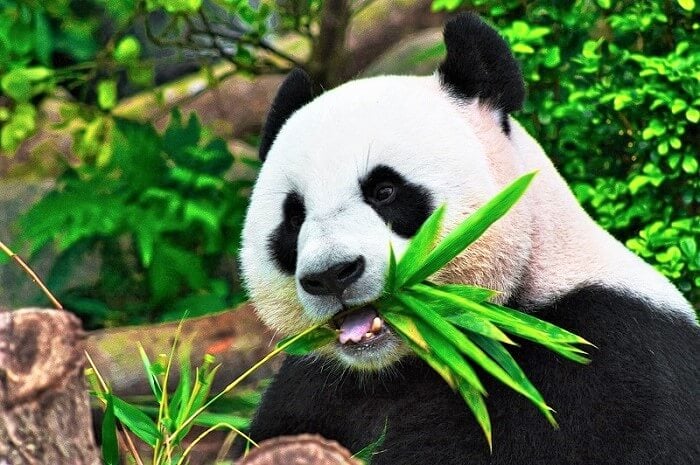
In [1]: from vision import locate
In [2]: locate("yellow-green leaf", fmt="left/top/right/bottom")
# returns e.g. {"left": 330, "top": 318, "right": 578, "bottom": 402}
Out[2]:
{"left": 97, "top": 80, "right": 118, "bottom": 110}
{"left": 458, "top": 382, "right": 492, "bottom": 450}
{"left": 677, "top": 0, "right": 695, "bottom": 11}
{"left": 114, "top": 36, "right": 141, "bottom": 63}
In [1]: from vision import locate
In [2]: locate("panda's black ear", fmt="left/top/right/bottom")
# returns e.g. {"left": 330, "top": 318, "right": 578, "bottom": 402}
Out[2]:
{"left": 259, "top": 68, "right": 317, "bottom": 162}
{"left": 438, "top": 13, "right": 525, "bottom": 134}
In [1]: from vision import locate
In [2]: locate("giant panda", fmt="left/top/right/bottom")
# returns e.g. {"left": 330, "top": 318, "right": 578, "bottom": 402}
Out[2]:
{"left": 238, "top": 13, "right": 699, "bottom": 465}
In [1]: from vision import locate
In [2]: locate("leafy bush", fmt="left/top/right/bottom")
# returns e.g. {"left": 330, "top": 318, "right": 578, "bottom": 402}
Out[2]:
{"left": 0, "top": 0, "right": 295, "bottom": 153}
{"left": 434, "top": 0, "right": 699, "bottom": 307}
{"left": 2, "top": 0, "right": 697, "bottom": 326}
{"left": 14, "top": 111, "right": 253, "bottom": 327}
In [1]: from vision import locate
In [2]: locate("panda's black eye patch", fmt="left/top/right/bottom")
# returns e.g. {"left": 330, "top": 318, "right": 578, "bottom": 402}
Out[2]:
{"left": 268, "top": 192, "right": 305, "bottom": 274}
{"left": 361, "top": 165, "right": 433, "bottom": 238}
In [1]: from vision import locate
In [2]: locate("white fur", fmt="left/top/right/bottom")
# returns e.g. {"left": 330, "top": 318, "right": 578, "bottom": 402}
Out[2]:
{"left": 240, "top": 73, "right": 695, "bottom": 359}
{"left": 506, "top": 121, "right": 694, "bottom": 318}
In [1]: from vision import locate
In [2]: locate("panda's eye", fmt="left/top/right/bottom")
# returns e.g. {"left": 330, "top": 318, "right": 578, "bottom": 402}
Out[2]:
{"left": 372, "top": 182, "right": 396, "bottom": 204}
{"left": 281, "top": 191, "right": 305, "bottom": 233}
{"left": 288, "top": 214, "right": 303, "bottom": 230}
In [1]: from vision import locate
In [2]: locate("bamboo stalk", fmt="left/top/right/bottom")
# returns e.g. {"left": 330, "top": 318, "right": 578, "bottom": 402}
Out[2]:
{"left": 0, "top": 240, "right": 64, "bottom": 310}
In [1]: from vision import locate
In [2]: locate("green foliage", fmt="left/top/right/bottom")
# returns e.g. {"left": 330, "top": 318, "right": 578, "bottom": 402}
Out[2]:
{"left": 284, "top": 174, "right": 592, "bottom": 448}
{"left": 16, "top": 110, "right": 251, "bottom": 327}
{"left": 0, "top": 0, "right": 292, "bottom": 152}
{"left": 4, "top": 0, "right": 696, "bottom": 326}
{"left": 353, "top": 421, "right": 388, "bottom": 464}
{"left": 433, "top": 0, "right": 699, "bottom": 306}
{"left": 1, "top": 0, "right": 317, "bottom": 326}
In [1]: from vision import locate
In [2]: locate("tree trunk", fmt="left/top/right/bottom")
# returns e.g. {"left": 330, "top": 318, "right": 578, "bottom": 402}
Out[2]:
{"left": 0, "top": 308, "right": 100, "bottom": 465}
{"left": 307, "top": 0, "right": 353, "bottom": 88}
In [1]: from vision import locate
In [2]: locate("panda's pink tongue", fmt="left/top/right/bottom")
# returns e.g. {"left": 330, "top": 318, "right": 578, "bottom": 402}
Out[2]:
{"left": 339, "top": 307, "right": 377, "bottom": 344}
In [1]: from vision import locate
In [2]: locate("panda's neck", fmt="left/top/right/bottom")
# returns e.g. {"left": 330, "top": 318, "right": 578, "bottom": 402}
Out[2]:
{"left": 509, "top": 122, "right": 693, "bottom": 320}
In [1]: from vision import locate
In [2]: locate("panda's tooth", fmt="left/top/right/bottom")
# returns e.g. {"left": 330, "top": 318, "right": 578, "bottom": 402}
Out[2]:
{"left": 371, "top": 317, "right": 382, "bottom": 333}
{"left": 365, "top": 332, "right": 373, "bottom": 339}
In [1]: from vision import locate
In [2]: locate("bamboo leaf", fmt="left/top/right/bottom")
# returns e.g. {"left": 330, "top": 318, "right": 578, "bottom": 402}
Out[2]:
{"left": 353, "top": 420, "right": 388, "bottom": 464}
{"left": 537, "top": 340, "right": 591, "bottom": 364}
{"left": 483, "top": 302, "right": 592, "bottom": 347}
{"left": 404, "top": 172, "right": 537, "bottom": 286}
{"left": 190, "top": 360, "right": 221, "bottom": 415}
{"left": 112, "top": 396, "right": 160, "bottom": 446}
{"left": 457, "top": 381, "right": 492, "bottom": 451}
{"left": 101, "top": 394, "right": 120, "bottom": 465}
{"left": 171, "top": 348, "right": 193, "bottom": 430}
{"left": 396, "top": 204, "right": 446, "bottom": 287}
{"left": 396, "top": 328, "right": 456, "bottom": 390}
{"left": 444, "top": 312, "right": 514, "bottom": 345}
{"left": 404, "top": 287, "right": 513, "bottom": 344}
{"left": 432, "top": 283, "right": 499, "bottom": 303}
{"left": 470, "top": 333, "right": 556, "bottom": 426}
{"left": 386, "top": 243, "right": 398, "bottom": 293}
{"left": 406, "top": 283, "right": 498, "bottom": 314}
{"left": 395, "top": 293, "right": 551, "bottom": 413}
{"left": 137, "top": 344, "right": 162, "bottom": 401}
{"left": 190, "top": 411, "right": 250, "bottom": 430}
{"left": 277, "top": 327, "right": 337, "bottom": 355}
{"left": 382, "top": 308, "right": 429, "bottom": 351}
{"left": 413, "top": 285, "right": 588, "bottom": 346}
{"left": 410, "top": 315, "right": 486, "bottom": 394}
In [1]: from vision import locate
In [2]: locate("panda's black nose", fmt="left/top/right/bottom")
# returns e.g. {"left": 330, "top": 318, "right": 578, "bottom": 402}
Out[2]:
{"left": 299, "top": 256, "right": 365, "bottom": 297}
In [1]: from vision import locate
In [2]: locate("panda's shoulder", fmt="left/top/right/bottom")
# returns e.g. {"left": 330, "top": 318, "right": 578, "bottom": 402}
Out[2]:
{"left": 529, "top": 285, "right": 699, "bottom": 382}
{"left": 535, "top": 285, "right": 697, "bottom": 344}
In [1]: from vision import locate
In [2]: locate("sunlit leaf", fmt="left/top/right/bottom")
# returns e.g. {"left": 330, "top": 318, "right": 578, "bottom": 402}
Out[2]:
{"left": 404, "top": 172, "right": 537, "bottom": 286}
{"left": 410, "top": 316, "right": 485, "bottom": 394}
{"left": 138, "top": 344, "right": 162, "bottom": 401}
{"left": 395, "top": 204, "right": 445, "bottom": 287}
{"left": 112, "top": 396, "right": 160, "bottom": 446}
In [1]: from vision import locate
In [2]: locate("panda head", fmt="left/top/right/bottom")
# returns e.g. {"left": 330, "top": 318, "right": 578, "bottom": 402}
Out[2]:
{"left": 241, "top": 13, "right": 535, "bottom": 371}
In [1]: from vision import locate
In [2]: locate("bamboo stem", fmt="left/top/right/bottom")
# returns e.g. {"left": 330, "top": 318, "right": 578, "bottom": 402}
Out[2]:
{"left": 0, "top": 240, "right": 64, "bottom": 310}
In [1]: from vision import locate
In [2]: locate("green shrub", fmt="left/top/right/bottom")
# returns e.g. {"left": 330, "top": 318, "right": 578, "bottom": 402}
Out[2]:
{"left": 13, "top": 111, "right": 253, "bottom": 327}
{"left": 434, "top": 0, "right": 699, "bottom": 307}
{"left": 3, "top": 0, "right": 697, "bottom": 326}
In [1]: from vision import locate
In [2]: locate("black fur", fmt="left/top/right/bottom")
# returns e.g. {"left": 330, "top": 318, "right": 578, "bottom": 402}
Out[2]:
{"left": 268, "top": 192, "right": 305, "bottom": 274}
{"left": 259, "top": 68, "right": 317, "bottom": 161}
{"left": 241, "top": 286, "right": 699, "bottom": 464}
{"left": 360, "top": 165, "right": 434, "bottom": 238}
{"left": 439, "top": 13, "right": 525, "bottom": 134}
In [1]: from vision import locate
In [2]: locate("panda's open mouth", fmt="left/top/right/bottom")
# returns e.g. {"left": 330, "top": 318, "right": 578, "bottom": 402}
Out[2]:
{"left": 331, "top": 305, "right": 389, "bottom": 348}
